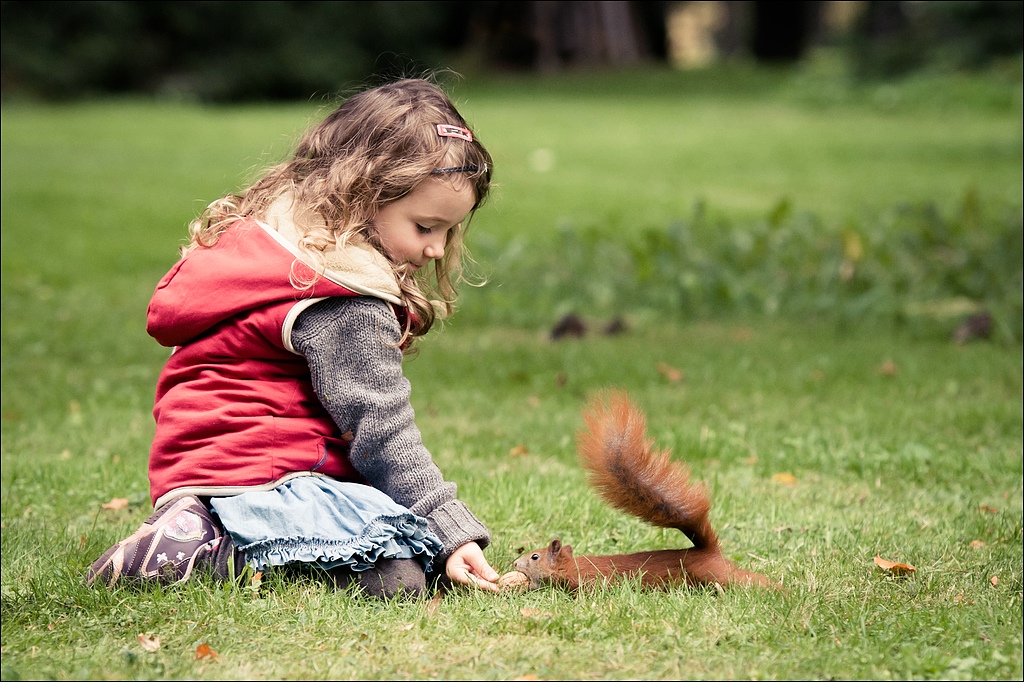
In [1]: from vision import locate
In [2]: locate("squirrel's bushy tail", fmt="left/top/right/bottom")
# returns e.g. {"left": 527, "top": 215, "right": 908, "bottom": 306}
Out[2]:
{"left": 577, "top": 391, "right": 719, "bottom": 551}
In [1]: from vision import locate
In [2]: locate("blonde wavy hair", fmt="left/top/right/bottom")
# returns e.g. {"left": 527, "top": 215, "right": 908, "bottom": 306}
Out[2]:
{"left": 183, "top": 78, "right": 492, "bottom": 348}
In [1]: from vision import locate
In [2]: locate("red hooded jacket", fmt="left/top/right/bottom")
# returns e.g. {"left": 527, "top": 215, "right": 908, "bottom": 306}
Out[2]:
{"left": 147, "top": 218, "right": 402, "bottom": 507}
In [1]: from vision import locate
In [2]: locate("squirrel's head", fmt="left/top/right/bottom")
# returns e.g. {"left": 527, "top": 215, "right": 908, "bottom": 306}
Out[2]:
{"left": 513, "top": 538, "right": 575, "bottom": 589}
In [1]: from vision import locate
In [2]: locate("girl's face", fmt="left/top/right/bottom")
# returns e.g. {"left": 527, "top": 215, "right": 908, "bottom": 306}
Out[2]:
{"left": 372, "top": 177, "right": 476, "bottom": 271}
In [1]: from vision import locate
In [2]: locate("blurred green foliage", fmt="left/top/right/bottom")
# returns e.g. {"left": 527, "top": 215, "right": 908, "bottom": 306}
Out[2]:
{"left": 0, "top": 0, "right": 475, "bottom": 101}
{"left": 465, "top": 194, "right": 1024, "bottom": 343}
{"left": 1, "top": 1, "right": 1021, "bottom": 102}
{"left": 849, "top": 1, "right": 1024, "bottom": 79}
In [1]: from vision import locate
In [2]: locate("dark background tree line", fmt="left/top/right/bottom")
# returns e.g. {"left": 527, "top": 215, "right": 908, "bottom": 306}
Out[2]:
{"left": 1, "top": 1, "right": 1021, "bottom": 102}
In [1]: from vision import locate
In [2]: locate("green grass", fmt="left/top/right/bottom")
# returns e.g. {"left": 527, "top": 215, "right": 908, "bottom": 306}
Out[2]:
{"left": 2, "top": 64, "right": 1022, "bottom": 679}
{"left": 456, "top": 61, "right": 1022, "bottom": 233}
{"left": 3, "top": 322, "right": 1022, "bottom": 679}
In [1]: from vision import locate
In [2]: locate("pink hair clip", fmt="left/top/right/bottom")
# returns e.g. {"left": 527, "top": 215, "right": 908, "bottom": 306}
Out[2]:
{"left": 436, "top": 124, "right": 473, "bottom": 142}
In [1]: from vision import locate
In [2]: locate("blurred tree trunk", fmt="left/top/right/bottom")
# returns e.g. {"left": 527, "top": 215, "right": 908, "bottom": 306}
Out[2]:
{"left": 468, "top": 0, "right": 669, "bottom": 70}
{"left": 750, "top": 1, "right": 822, "bottom": 62}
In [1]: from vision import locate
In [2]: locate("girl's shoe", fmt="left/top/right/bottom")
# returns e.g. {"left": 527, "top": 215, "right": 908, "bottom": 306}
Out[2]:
{"left": 87, "top": 495, "right": 236, "bottom": 587}
{"left": 357, "top": 558, "right": 427, "bottom": 599}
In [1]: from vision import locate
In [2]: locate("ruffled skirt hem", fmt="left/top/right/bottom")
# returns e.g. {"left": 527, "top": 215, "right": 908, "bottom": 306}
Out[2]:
{"left": 210, "top": 477, "right": 444, "bottom": 574}
{"left": 239, "top": 514, "right": 441, "bottom": 572}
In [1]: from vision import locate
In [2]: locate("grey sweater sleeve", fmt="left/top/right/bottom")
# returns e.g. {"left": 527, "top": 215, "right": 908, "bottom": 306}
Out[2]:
{"left": 290, "top": 296, "right": 490, "bottom": 557}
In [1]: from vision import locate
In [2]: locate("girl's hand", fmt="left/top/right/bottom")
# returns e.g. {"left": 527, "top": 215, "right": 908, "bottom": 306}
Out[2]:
{"left": 445, "top": 541, "right": 500, "bottom": 593}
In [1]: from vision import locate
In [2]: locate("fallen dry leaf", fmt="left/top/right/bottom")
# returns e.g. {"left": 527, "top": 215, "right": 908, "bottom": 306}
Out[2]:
{"left": 603, "top": 316, "right": 628, "bottom": 336}
{"left": 550, "top": 313, "right": 586, "bottom": 340}
{"left": 245, "top": 570, "right": 263, "bottom": 596}
{"left": 656, "top": 362, "right": 683, "bottom": 383}
{"left": 878, "top": 359, "right": 898, "bottom": 376}
{"left": 426, "top": 590, "right": 444, "bottom": 615}
{"left": 990, "top": 575, "right": 1000, "bottom": 587}
{"left": 773, "top": 526, "right": 793, "bottom": 534}
{"left": 873, "top": 555, "right": 916, "bottom": 576}
{"left": 101, "top": 498, "right": 129, "bottom": 511}
{"left": 953, "top": 312, "right": 993, "bottom": 344}
{"left": 137, "top": 633, "right": 160, "bottom": 652}
{"left": 508, "top": 444, "right": 529, "bottom": 457}
{"left": 520, "top": 608, "right": 552, "bottom": 618}
{"left": 969, "top": 540, "right": 986, "bottom": 549}
{"left": 771, "top": 472, "right": 798, "bottom": 486}
{"left": 195, "top": 643, "right": 219, "bottom": 660}
{"left": 978, "top": 505, "right": 999, "bottom": 514}
{"left": 731, "top": 327, "right": 753, "bottom": 342}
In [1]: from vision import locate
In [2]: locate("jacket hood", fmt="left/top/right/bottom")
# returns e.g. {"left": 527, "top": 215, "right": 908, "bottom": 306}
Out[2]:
{"left": 147, "top": 195, "right": 402, "bottom": 347}
{"left": 260, "top": 193, "right": 402, "bottom": 303}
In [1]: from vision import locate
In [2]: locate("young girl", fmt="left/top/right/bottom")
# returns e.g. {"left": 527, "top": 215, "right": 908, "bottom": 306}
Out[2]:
{"left": 87, "top": 78, "right": 501, "bottom": 598}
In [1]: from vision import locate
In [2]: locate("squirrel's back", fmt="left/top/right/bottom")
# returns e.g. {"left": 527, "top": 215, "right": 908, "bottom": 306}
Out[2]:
{"left": 512, "top": 391, "right": 774, "bottom": 590}
{"left": 577, "top": 391, "right": 719, "bottom": 550}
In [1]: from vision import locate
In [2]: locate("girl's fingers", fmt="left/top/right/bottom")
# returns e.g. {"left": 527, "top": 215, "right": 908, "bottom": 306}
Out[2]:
{"left": 462, "top": 570, "right": 499, "bottom": 592}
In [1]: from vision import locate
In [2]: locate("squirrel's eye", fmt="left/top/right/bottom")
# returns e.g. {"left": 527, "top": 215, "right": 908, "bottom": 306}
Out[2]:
{"left": 531, "top": 553, "right": 540, "bottom": 560}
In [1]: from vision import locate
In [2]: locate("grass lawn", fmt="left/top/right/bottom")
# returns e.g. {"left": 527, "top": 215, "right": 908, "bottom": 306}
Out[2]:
{"left": 2, "top": 63, "right": 1022, "bottom": 679}
{"left": 461, "top": 66, "right": 1023, "bottom": 236}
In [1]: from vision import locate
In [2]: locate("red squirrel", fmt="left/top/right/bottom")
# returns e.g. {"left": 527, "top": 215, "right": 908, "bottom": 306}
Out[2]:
{"left": 513, "top": 391, "right": 773, "bottom": 590}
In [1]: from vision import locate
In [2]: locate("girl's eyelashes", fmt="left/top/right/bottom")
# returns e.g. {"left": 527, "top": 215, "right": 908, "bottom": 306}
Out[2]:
{"left": 416, "top": 224, "right": 432, "bottom": 235}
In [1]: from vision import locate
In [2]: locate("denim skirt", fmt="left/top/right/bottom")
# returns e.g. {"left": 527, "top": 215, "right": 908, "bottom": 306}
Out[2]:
{"left": 209, "top": 476, "right": 443, "bottom": 573}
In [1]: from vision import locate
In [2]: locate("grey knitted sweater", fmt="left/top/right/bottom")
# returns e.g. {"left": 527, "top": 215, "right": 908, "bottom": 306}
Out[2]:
{"left": 291, "top": 295, "right": 490, "bottom": 559}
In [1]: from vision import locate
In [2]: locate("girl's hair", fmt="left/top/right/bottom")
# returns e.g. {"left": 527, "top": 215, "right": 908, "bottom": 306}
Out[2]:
{"left": 184, "top": 78, "right": 493, "bottom": 347}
